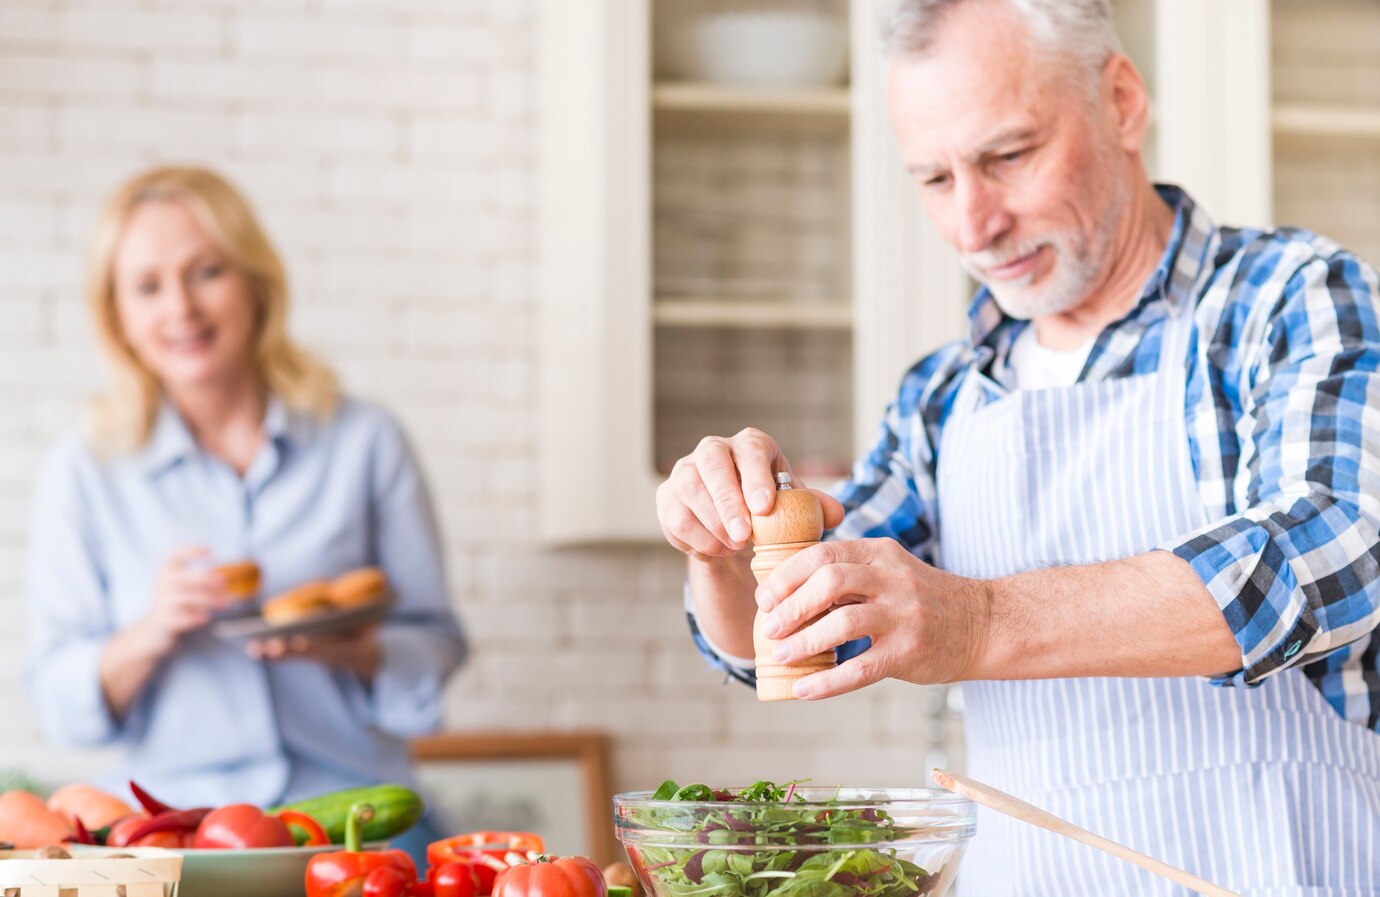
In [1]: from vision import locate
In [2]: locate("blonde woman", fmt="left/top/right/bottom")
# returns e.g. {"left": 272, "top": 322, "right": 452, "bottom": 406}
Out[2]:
{"left": 24, "top": 167, "right": 465, "bottom": 848}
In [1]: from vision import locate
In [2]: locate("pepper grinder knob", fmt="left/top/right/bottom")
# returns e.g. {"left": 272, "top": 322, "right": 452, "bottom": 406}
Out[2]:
{"left": 749, "top": 472, "right": 837, "bottom": 702}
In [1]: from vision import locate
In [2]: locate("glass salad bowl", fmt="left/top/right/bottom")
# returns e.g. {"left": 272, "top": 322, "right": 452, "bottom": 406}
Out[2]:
{"left": 613, "top": 784, "right": 976, "bottom": 897}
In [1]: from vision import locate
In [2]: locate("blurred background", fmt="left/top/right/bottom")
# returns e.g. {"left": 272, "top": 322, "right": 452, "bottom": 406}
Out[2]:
{"left": 0, "top": 0, "right": 1375, "bottom": 813}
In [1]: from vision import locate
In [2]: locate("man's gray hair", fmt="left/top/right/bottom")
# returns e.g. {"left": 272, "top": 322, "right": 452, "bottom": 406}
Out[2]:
{"left": 880, "top": 0, "right": 1124, "bottom": 89}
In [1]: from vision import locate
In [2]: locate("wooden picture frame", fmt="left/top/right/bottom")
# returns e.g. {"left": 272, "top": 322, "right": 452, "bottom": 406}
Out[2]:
{"left": 412, "top": 730, "right": 618, "bottom": 865}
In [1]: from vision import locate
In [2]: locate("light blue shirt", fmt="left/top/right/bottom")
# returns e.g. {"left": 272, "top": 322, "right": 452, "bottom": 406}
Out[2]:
{"left": 24, "top": 395, "right": 467, "bottom": 808}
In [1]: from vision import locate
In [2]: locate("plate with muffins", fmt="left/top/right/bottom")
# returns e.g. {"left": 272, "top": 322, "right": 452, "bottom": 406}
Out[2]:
{"left": 211, "top": 566, "right": 394, "bottom": 642}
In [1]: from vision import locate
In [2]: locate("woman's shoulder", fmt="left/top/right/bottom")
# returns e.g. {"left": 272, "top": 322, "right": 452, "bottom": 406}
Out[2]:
{"left": 34, "top": 427, "right": 117, "bottom": 504}
{"left": 308, "top": 395, "right": 416, "bottom": 461}
{"left": 42, "top": 426, "right": 114, "bottom": 475}
{"left": 323, "top": 395, "right": 406, "bottom": 438}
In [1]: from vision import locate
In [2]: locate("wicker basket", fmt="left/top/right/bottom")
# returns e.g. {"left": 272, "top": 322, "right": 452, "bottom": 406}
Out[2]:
{"left": 0, "top": 847, "right": 182, "bottom": 897}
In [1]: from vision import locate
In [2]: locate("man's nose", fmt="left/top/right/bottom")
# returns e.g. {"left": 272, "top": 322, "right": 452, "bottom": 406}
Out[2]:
{"left": 953, "top": 178, "right": 1011, "bottom": 254}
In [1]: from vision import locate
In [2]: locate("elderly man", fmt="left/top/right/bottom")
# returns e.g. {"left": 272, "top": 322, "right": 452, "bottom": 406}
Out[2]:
{"left": 655, "top": 0, "right": 1380, "bottom": 893}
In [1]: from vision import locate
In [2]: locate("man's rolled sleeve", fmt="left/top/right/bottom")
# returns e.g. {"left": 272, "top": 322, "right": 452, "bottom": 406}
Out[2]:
{"left": 1163, "top": 251, "right": 1380, "bottom": 686}
{"left": 684, "top": 581, "right": 757, "bottom": 686}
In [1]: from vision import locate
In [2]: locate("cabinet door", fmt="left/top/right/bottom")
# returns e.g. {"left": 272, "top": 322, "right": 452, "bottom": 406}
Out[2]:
{"left": 538, "top": 0, "right": 659, "bottom": 543}
{"left": 1113, "top": 0, "right": 1272, "bottom": 224}
{"left": 1272, "top": 0, "right": 1380, "bottom": 264}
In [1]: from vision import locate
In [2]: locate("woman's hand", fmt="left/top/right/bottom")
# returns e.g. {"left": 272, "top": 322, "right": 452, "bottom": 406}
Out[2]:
{"left": 101, "top": 545, "right": 232, "bottom": 717}
{"left": 247, "top": 626, "right": 381, "bottom": 681}
{"left": 136, "top": 546, "right": 231, "bottom": 656}
{"left": 755, "top": 538, "right": 995, "bottom": 699}
{"left": 656, "top": 428, "right": 845, "bottom": 561}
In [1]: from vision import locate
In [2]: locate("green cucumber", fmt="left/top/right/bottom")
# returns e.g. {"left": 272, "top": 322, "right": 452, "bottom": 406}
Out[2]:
{"left": 608, "top": 888, "right": 633, "bottom": 897}
{"left": 270, "top": 784, "right": 424, "bottom": 844}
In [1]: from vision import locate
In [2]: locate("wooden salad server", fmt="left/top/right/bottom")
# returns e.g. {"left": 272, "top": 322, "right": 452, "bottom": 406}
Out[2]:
{"left": 749, "top": 472, "right": 836, "bottom": 701}
{"left": 931, "top": 769, "right": 1245, "bottom": 897}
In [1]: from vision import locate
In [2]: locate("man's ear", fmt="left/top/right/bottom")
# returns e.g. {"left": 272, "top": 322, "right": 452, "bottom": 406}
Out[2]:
{"left": 1102, "top": 53, "right": 1151, "bottom": 153}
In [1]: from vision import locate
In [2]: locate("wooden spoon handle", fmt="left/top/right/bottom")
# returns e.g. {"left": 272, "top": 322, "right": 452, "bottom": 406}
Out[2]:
{"left": 931, "top": 768, "right": 1244, "bottom": 897}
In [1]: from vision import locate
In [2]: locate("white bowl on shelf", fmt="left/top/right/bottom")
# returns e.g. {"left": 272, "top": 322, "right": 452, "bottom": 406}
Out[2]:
{"left": 658, "top": 2, "right": 849, "bottom": 89}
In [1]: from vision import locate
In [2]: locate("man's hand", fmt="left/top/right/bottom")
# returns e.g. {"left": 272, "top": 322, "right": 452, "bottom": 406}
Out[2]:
{"left": 756, "top": 538, "right": 994, "bottom": 699}
{"left": 656, "top": 428, "right": 844, "bottom": 560}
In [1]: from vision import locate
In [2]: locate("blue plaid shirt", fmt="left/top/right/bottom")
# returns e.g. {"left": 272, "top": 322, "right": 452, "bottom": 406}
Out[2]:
{"left": 689, "top": 185, "right": 1380, "bottom": 732}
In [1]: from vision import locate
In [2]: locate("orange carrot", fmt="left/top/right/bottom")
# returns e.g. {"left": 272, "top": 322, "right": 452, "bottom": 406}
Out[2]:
{"left": 47, "top": 783, "right": 135, "bottom": 831}
{"left": 0, "top": 790, "right": 75, "bottom": 848}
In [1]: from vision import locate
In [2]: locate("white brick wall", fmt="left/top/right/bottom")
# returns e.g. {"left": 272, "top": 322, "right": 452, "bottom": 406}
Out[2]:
{"left": 0, "top": 0, "right": 960, "bottom": 808}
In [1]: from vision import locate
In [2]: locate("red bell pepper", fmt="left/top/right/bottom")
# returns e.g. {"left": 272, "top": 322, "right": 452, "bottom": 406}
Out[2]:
{"left": 425, "top": 831, "right": 545, "bottom": 894}
{"left": 280, "top": 810, "right": 331, "bottom": 847}
{"left": 306, "top": 803, "right": 418, "bottom": 897}
{"left": 429, "top": 832, "right": 545, "bottom": 862}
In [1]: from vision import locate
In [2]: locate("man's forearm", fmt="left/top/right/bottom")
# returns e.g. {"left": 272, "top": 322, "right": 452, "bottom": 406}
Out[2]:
{"left": 688, "top": 552, "right": 758, "bottom": 661}
{"left": 972, "top": 549, "right": 1241, "bottom": 681}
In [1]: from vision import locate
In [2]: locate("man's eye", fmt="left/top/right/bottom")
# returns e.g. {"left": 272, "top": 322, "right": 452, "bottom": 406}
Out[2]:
{"left": 923, "top": 174, "right": 951, "bottom": 188}
{"left": 998, "top": 149, "right": 1027, "bottom": 164}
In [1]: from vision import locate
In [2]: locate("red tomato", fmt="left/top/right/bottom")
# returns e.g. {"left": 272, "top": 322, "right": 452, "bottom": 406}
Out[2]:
{"left": 194, "top": 804, "right": 294, "bottom": 849}
{"left": 431, "top": 861, "right": 482, "bottom": 897}
{"left": 363, "top": 865, "right": 411, "bottom": 897}
{"left": 493, "top": 858, "right": 606, "bottom": 897}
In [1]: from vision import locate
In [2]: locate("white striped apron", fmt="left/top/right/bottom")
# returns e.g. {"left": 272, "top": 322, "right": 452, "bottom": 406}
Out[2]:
{"left": 937, "top": 296, "right": 1380, "bottom": 895}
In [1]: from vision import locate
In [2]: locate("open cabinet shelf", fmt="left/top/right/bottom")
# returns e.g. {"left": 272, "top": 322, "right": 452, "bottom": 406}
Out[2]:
{"left": 1273, "top": 104, "right": 1380, "bottom": 139}
{"left": 653, "top": 82, "right": 851, "bottom": 118}
{"left": 653, "top": 299, "right": 854, "bottom": 330}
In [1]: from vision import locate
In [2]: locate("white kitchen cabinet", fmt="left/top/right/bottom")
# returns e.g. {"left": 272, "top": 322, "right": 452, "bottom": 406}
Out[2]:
{"left": 538, "top": 0, "right": 1373, "bottom": 544}
{"left": 1271, "top": 0, "right": 1380, "bottom": 266}
{"left": 1113, "top": 0, "right": 1272, "bottom": 224}
{"left": 537, "top": 0, "right": 968, "bottom": 543}
{"left": 1119, "top": 0, "right": 1380, "bottom": 258}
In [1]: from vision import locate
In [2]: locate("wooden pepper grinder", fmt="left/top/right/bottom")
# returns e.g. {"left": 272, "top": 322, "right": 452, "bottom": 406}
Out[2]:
{"left": 750, "top": 472, "right": 837, "bottom": 701}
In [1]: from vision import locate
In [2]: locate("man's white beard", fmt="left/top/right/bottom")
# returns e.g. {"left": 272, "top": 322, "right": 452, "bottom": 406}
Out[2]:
{"left": 961, "top": 194, "right": 1125, "bottom": 322}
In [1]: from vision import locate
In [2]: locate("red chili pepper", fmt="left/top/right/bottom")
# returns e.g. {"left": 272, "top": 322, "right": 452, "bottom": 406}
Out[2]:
{"left": 305, "top": 804, "right": 417, "bottom": 897}
{"left": 106, "top": 813, "right": 193, "bottom": 849}
{"left": 128, "top": 781, "right": 177, "bottom": 816}
{"left": 114, "top": 807, "right": 212, "bottom": 846}
{"left": 64, "top": 816, "right": 98, "bottom": 846}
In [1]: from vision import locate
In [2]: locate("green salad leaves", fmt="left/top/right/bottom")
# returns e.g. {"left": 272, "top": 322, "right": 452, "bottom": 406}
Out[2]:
{"left": 628, "top": 781, "right": 941, "bottom": 897}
